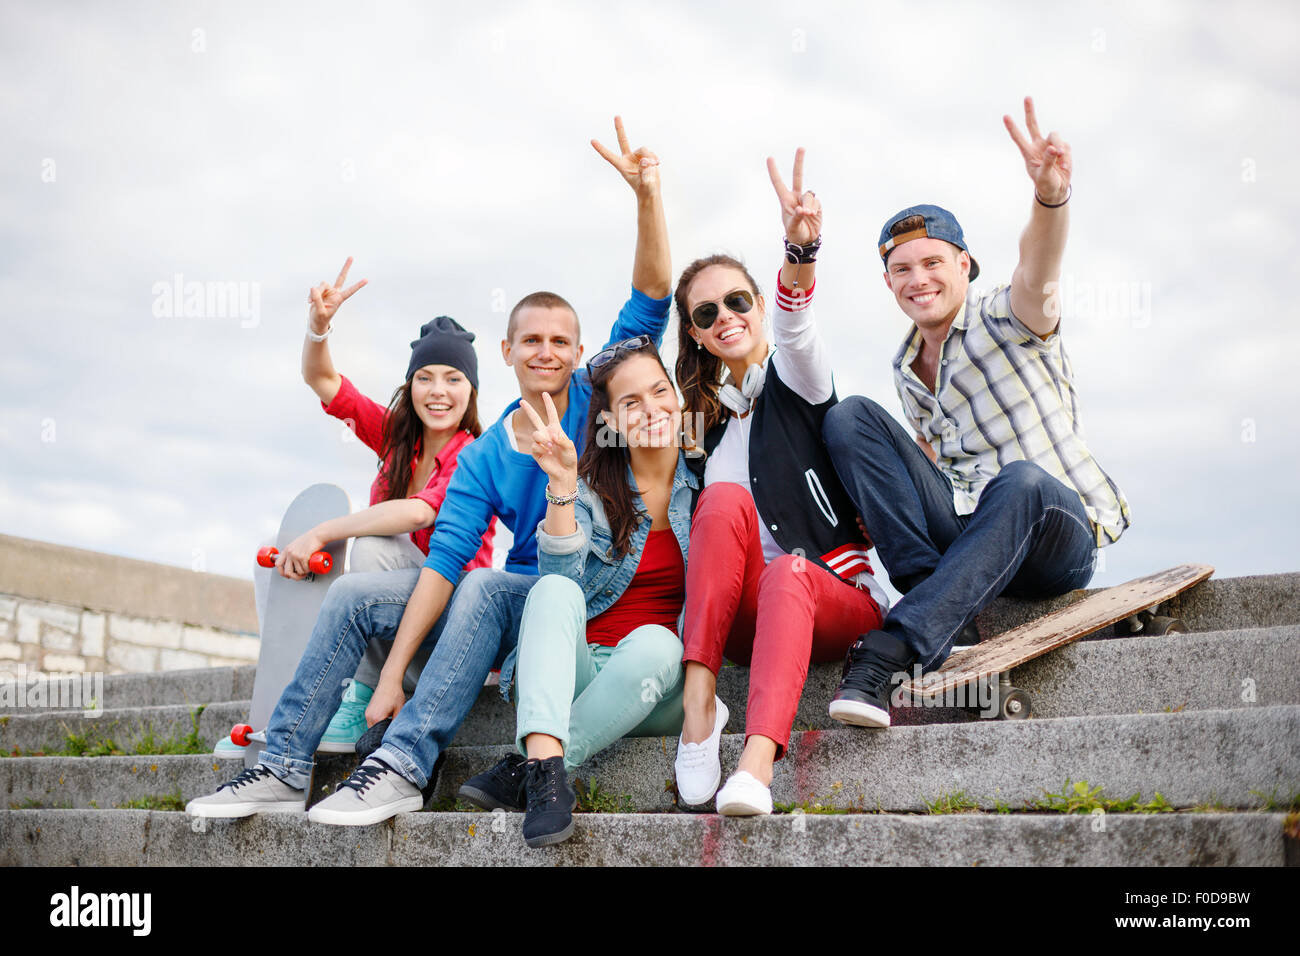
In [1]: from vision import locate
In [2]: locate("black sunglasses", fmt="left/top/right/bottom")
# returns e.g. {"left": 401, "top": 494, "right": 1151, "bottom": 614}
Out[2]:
{"left": 690, "top": 289, "right": 754, "bottom": 330}
{"left": 587, "top": 335, "right": 653, "bottom": 373}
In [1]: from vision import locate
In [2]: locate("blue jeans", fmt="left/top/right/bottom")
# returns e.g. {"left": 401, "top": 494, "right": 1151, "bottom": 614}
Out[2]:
{"left": 372, "top": 569, "right": 538, "bottom": 789}
{"left": 257, "top": 566, "right": 537, "bottom": 790}
{"left": 823, "top": 397, "right": 1098, "bottom": 670}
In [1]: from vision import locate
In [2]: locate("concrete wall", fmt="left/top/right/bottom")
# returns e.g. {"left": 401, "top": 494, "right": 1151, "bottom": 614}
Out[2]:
{"left": 0, "top": 535, "right": 257, "bottom": 679}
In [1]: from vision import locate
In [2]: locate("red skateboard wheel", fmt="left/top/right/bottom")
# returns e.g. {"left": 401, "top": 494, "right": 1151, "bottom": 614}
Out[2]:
{"left": 256, "top": 546, "right": 279, "bottom": 568}
{"left": 231, "top": 723, "right": 253, "bottom": 747}
{"left": 307, "top": 551, "right": 333, "bottom": 575}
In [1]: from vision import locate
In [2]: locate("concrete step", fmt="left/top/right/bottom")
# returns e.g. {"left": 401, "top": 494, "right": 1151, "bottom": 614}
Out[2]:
{"left": 4, "top": 570, "right": 1287, "bottom": 719}
{"left": 2, "top": 569, "right": 1289, "bottom": 726}
{"left": 0, "top": 808, "right": 1289, "bottom": 866}
{"left": 0, "top": 665, "right": 255, "bottom": 715}
{"left": 0, "top": 701, "right": 249, "bottom": 756}
{"left": 6, "top": 706, "right": 1296, "bottom": 815}
{"left": 243, "top": 623, "right": 1300, "bottom": 749}
{"left": 757, "top": 624, "right": 1300, "bottom": 732}
{"left": 974, "top": 572, "right": 1300, "bottom": 637}
{"left": 4, "top": 625, "right": 1294, "bottom": 754}
{"left": 434, "top": 705, "right": 1300, "bottom": 813}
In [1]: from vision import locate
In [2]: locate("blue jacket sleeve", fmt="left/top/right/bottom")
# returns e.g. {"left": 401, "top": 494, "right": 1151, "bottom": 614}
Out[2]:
{"left": 604, "top": 284, "right": 672, "bottom": 351}
{"left": 422, "top": 443, "right": 497, "bottom": 583}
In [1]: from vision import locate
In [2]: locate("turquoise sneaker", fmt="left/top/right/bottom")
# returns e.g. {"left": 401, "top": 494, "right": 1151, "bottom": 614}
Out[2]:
{"left": 213, "top": 735, "right": 247, "bottom": 758}
{"left": 318, "top": 680, "right": 373, "bottom": 753}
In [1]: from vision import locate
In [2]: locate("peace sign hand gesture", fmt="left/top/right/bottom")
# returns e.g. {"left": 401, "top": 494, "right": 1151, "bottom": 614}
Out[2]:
{"left": 1003, "top": 96, "right": 1072, "bottom": 205}
{"left": 519, "top": 391, "right": 578, "bottom": 490}
{"left": 591, "top": 115, "right": 661, "bottom": 199}
{"left": 307, "top": 256, "right": 368, "bottom": 332}
{"left": 767, "top": 148, "right": 822, "bottom": 245}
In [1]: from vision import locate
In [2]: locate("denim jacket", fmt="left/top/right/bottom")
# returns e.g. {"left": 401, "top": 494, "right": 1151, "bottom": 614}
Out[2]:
{"left": 496, "top": 450, "right": 699, "bottom": 699}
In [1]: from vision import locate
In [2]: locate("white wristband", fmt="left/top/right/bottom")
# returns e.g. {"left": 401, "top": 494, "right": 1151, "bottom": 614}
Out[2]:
{"left": 306, "top": 323, "right": 332, "bottom": 343}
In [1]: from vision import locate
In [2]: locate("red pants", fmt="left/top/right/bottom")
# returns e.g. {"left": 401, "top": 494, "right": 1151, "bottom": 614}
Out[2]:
{"left": 682, "top": 483, "right": 884, "bottom": 758}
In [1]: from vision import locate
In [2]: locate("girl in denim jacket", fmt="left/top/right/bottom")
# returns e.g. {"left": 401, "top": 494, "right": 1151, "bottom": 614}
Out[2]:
{"left": 458, "top": 338, "right": 696, "bottom": 848}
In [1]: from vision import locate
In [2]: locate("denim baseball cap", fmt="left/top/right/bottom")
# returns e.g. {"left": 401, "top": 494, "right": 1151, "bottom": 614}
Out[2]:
{"left": 878, "top": 204, "right": 979, "bottom": 281}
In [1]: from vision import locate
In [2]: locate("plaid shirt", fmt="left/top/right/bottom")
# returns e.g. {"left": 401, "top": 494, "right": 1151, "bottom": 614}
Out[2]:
{"left": 893, "top": 284, "right": 1130, "bottom": 546}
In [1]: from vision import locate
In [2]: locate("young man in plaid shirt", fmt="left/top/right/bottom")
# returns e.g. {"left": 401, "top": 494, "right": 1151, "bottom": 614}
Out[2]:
{"left": 823, "top": 96, "right": 1130, "bottom": 727}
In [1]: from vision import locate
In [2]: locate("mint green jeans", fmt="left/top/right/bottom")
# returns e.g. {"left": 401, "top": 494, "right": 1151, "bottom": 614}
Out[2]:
{"left": 514, "top": 575, "right": 685, "bottom": 770}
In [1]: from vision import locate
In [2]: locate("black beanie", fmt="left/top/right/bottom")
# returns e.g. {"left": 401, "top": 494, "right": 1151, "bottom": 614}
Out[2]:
{"left": 406, "top": 316, "right": 478, "bottom": 390}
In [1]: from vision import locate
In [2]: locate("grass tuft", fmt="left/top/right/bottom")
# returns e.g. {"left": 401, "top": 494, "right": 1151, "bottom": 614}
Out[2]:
{"left": 1035, "top": 778, "right": 1174, "bottom": 814}
{"left": 572, "top": 777, "right": 633, "bottom": 813}
{"left": 115, "top": 790, "right": 186, "bottom": 811}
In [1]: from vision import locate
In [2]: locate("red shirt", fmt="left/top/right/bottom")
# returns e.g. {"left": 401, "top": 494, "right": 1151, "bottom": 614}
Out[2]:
{"left": 322, "top": 375, "right": 495, "bottom": 566}
{"left": 585, "top": 528, "right": 685, "bottom": 647}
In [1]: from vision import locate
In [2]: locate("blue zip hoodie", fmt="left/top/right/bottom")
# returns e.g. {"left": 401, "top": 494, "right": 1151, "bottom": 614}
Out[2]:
{"left": 421, "top": 286, "right": 671, "bottom": 584}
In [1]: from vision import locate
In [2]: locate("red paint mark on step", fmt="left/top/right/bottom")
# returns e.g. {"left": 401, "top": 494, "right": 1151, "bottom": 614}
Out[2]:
{"left": 700, "top": 814, "right": 723, "bottom": 867}
{"left": 794, "top": 729, "right": 822, "bottom": 798}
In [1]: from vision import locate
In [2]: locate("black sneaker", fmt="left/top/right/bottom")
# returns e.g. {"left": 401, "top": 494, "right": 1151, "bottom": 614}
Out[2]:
{"left": 458, "top": 753, "right": 530, "bottom": 812}
{"left": 954, "top": 619, "right": 981, "bottom": 649}
{"left": 828, "top": 630, "right": 917, "bottom": 728}
{"left": 354, "top": 717, "right": 445, "bottom": 808}
{"left": 521, "top": 756, "right": 577, "bottom": 849}
{"left": 354, "top": 718, "right": 392, "bottom": 761}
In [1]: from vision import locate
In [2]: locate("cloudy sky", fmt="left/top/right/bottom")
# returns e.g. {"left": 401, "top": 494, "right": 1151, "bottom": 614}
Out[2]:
{"left": 1, "top": 0, "right": 1296, "bottom": 601}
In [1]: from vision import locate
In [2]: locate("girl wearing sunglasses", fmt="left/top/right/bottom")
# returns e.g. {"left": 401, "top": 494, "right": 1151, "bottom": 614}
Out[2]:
{"left": 463, "top": 337, "right": 695, "bottom": 847}
{"left": 672, "top": 150, "right": 889, "bottom": 815}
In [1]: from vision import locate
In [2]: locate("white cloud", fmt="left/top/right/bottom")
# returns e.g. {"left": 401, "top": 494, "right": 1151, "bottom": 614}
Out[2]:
{"left": 1, "top": 0, "right": 1296, "bottom": 584}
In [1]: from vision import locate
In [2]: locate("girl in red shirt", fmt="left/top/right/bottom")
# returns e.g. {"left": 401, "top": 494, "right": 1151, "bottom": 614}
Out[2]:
{"left": 248, "top": 258, "right": 493, "bottom": 753}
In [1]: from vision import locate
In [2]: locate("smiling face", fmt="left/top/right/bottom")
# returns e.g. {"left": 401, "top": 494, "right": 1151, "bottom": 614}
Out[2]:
{"left": 683, "top": 265, "right": 768, "bottom": 369}
{"left": 410, "top": 363, "right": 473, "bottom": 434}
{"left": 501, "top": 305, "right": 583, "bottom": 397}
{"left": 599, "top": 352, "right": 681, "bottom": 450}
{"left": 883, "top": 237, "right": 971, "bottom": 332}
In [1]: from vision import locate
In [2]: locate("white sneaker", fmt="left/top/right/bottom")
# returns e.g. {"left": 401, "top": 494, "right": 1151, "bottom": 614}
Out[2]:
{"left": 674, "top": 696, "right": 729, "bottom": 806}
{"left": 716, "top": 770, "right": 772, "bottom": 816}
{"left": 185, "top": 765, "right": 304, "bottom": 818}
{"left": 307, "top": 758, "right": 423, "bottom": 826}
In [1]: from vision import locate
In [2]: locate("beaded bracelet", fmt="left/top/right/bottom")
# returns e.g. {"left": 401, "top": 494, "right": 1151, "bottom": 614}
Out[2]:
{"left": 544, "top": 484, "right": 579, "bottom": 506}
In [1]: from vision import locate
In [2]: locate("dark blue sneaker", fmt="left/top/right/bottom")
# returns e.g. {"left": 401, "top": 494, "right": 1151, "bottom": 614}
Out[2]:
{"left": 828, "top": 630, "right": 916, "bottom": 728}
{"left": 522, "top": 756, "right": 576, "bottom": 849}
{"left": 458, "top": 753, "right": 529, "bottom": 812}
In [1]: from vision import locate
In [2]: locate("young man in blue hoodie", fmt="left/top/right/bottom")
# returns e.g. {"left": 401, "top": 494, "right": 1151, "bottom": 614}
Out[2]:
{"left": 185, "top": 117, "right": 673, "bottom": 823}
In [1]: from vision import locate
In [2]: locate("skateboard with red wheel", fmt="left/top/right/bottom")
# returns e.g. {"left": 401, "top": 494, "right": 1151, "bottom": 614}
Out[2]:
{"left": 256, "top": 546, "right": 334, "bottom": 576}
{"left": 235, "top": 484, "right": 350, "bottom": 782}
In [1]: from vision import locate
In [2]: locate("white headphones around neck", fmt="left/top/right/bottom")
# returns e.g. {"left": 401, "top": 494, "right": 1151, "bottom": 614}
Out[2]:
{"left": 718, "top": 358, "right": 769, "bottom": 416}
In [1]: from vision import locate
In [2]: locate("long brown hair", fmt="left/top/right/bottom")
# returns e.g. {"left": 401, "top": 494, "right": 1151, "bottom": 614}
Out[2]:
{"left": 673, "top": 254, "right": 762, "bottom": 450}
{"left": 377, "top": 379, "right": 481, "bottom": 502}
{"left": 577, "top": 343, "right": 674, "bottom": 558}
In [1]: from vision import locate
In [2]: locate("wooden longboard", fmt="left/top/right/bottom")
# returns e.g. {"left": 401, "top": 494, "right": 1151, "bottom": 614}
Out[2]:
{"left": 899, "top": 563, "right": 1214, "bottom": 718}
{"left": 243, "top": 484, "right": 350, "bottom": 773}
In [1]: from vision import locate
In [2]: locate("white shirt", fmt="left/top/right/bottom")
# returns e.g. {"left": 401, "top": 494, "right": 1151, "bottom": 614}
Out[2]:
{"left": 704, "top": 293, "right": 890, "bottom": 613}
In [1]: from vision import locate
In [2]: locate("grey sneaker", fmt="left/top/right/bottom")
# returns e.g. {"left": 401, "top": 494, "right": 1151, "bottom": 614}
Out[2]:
{"left": 306, "top": 758, "right": 423, "bottom": 826}
{"left": 185, "top": 765, "right": 304, "bottom": 818}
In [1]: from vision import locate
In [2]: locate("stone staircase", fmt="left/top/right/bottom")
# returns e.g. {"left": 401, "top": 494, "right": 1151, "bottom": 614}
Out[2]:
{"left": 2, "top": 572, "right": 1298, "bottom": 866}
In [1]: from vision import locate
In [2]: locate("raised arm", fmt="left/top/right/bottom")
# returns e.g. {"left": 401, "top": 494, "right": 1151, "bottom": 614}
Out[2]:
{"left": 766, "top": 148, "right": 832, "bottom": 404}
{"left": 768, "top": 148, "right": 821, "bottom": 297}
{"left": 592, "top": 116, "right": 671, "bottom": 300}
{"left": 302, "top": 256, "right": 368, "bottom": 403}
{"left": 1004, "top": 97, "right": 1072, "bottom": 338}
